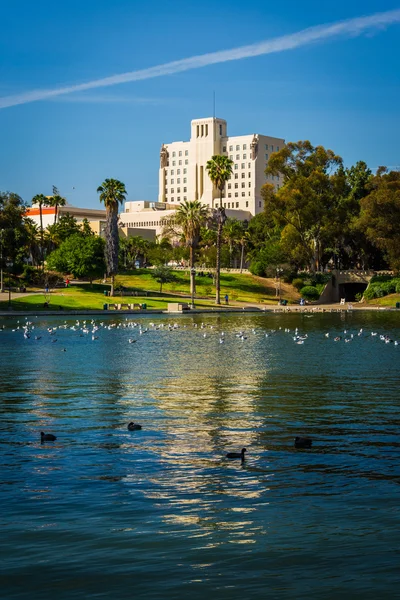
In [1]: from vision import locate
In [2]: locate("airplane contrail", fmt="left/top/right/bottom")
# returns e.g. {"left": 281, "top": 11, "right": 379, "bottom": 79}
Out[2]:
{"left": 1, "top": 8, "right": 400, "bottom": 110}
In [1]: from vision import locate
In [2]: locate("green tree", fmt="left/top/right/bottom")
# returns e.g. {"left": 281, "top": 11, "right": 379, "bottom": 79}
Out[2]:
{"left": 357, "top": 169, "right": 400, "bottom": 271}
{"left": 23, "top": 218, "right": 40, "bottom": 266}
{"left": 56, "top": 213, "right": 82, "bottom": 241}
{"left": 206, "top": 155, "right": 233, "bottom": 303}
{"left": 265, "top": 141, "right": 346, "bottom": 272}
{"left": 97, "top": 178, "right": 127, "bottom": 295}
{"left": 46, "top": 234, "right": 106, "bottom": 285}
{"left": 223, "top": 218, "right": 245, "bottom": 267}
{"left": 0, "top": 192, "right": 28, "bottom": 282}
{"left": 150, "top": 265, "right": 176, "bottom": 293}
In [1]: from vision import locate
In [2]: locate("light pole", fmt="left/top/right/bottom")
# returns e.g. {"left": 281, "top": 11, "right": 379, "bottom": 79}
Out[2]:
{"left": 7, "top": 261, "right": 13, "bottom": 310}
{"left": 190, "top": 267, "right": 196, "bottom": 309}
{"left": 276, "top": 267, "right": 283, "bottom": 304}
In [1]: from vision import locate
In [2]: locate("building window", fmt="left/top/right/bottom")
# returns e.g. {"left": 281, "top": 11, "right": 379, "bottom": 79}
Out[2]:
{"left": 228, "top": 183, "right": 231, "bottom": 189}
{"left": 246, "top": 201, "right": 249, "bottom": 207}
{"left": 172, "top": 161, "right": 176, "bottom": 166}
{"left": 229, "top": 145, "right": 233, "bottom": 151}
{"left": 183, "top": 168, "right": 187, "bottom": 174}
{"left": 197, "top": 125, "right": 199, "bottom": 137}
{"left": 177, "top": 178, "right": 180, "bottom": 184}
{"left": 271, "top": 145, "right": 274, "bottom": 151}
{"left": 265, "top": 154, "right": 268, "bottom": 160}
{"left": 171, "top": 198, "right": 174, "bottom": 202}
{"left": 183, "top": 178, "right": 187, "bottom": 183}
{"left": 184, "top": 196, "right": 187, "bottom": 200}
{"left": 241, "top": 182, "right": 245, "bottom": 188}
{"left": 235, "top": 192, "right": 238, "bottom": 197}
{"left": 177, "top": 188, "right": 180, "bottom": 193}
{"left": 219, "top": 124, "right": 222, "bottom": 135}
{"left": 228, "top": 193, "right": 231, "bottom": 198}
{"left": 235, "top": 173, "right": 238, "bottom": 179}
{"left": 177, "top": 169, "right": 180, "bottom": 174}
{"left": 224, "top": 203, "right": 227, "bottom": 208}
{"left": 170, "top": 170, "right": 174, "bottom": 175}
{"left": 171, "top": 179, "right": 174, "bottom": 184}
{"left": 228, "top": 202, "right": 231, "bottom": 208}
{"left": 236, "top": 154, "right": 240, "bottom": 160}
{"left": 276, "top": 146, "right": 279, "bottom": 152}
{"left": 179, "top": 160, "right": 182, "bottom": 165}
{"left": 234, "top": 164, "right": 238, "bottom": 170}
{"left": 243, "top": 154, "right": 246, "bottom": 159}
{"left": 183, "top": 187, "right": 187, "bottom": 192}
{"left": 248, "top": 172, "right": 251, "bottom": 178}
{"left": 172, "top": 151, "right": 176, "bottom": 157}
{"left": 171, "top": 189, "right": 174, "bottom": 193}
{"left": 185, "top": 150, "right": 188, "bottom": 156}
{"left": 236, "top": 202, "right": 239, "bottom": 208}
{"left": 236, "top": 145, "right": 240, "bottom": 150}
{"left": 241, "top": 173, "right": 245, "bottom": 178}
{"left": 243, "top": 144, "right": 247, "bottom": 150}
{"left": 241, "top": 163, "right": 245, "bottom": 169}
{"left": 259, "top": 201, "right": 262, "bottom": 207}
{"left": 179, "top": 151, "right": 182, "bottom": 156}
{"left": 248, "top": 162, "right": 251, "bottom": 168}
{"left": 185, "top": 159, "right": 188, "bottom": 165}
{"left": 248, "top": 182, "right": 251, "bottom": 187}
{"left": 205, "top": 124, "right": 208, "bottom": 136}
{"left": 223, "top": 145, "right": 226, "bottom": 152}
{"left": 230, "top": 155, "right": 233, "bottom": 160}
{"left": 234, "top": 183, "right": 238, "bottom": 189}
{"left": 177, "top": 197, "right": 181, "bottom": 202}
{"left": 265, "top": 144, "right": 268, "bottom": 150}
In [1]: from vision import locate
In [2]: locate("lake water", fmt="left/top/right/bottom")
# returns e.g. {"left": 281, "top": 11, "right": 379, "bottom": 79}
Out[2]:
{"left": 1, "top": 311, "right": 399, "bottom": 599}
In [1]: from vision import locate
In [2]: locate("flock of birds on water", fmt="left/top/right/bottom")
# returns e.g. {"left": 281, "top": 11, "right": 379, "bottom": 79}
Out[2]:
{"left": 3, "top": 314, "right": 398, "bottom": 460}
{"left": 1, "top": 316, "right": 399, "bottom": 348}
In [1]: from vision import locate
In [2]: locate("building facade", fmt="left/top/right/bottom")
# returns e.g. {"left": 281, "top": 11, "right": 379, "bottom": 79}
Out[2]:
{"left": 118, "top": 200, "right": 252, "bottom": 238}
{"left": 158, "top": 117, "right": 284, "bottom": 216}
{"left": 25, "top": 203, "right": 106, "bottom": 229}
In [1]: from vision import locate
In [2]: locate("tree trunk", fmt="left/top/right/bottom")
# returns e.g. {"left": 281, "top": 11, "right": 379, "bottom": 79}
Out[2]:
{"left": 54, "top": 205, "right": 58, "bottom": 226}
{"left": 240, "top": 242, "right": 245, "bottom": 273}
{"left": 215, "top": 215, "right": 222, "bottom": 305}
{"left": 190, "top": 246, "right": 195, "bottom": 309}
{"left": 110, "top": 273, "right": 115, "bottom": 297}
{"left": 39, "top": 204, "right": 44, "bottom": 269}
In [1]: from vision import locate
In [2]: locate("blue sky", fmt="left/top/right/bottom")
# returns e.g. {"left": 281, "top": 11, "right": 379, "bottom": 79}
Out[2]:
{"left": 1, "top": 0, "right": 399, "bottom": 209}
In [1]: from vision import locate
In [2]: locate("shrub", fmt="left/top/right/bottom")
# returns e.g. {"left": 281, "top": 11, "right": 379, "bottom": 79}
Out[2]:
{"left": 292, "top": 278, "right": 304, "bottom": 291}
{"left": 249, "top": 261, "right": 266, "bottom": 277}
{"left": 300, "top": 285, "right": 320, "bottom": 300}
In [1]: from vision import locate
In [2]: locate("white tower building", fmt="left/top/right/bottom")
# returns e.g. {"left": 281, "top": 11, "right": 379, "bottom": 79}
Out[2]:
{"left": 158, "top": 117, "right": 284, "bottom": 216}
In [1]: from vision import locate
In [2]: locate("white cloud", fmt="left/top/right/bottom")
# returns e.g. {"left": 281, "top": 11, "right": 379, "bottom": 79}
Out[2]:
{"left": 1, "top": 8, "right": 399, "bottom": 110}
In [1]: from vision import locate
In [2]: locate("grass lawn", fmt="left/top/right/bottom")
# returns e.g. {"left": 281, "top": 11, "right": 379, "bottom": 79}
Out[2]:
{"left": 115, "top": 269, "right": 299, "bottom": 304}
{"left": 0, "top": 271, "right": 300, "bottom": 312}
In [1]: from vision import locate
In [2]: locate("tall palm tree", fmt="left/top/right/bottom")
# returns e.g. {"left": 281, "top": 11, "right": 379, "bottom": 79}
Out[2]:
{"left": 49, "top": 187, "right": 67, "bottom": 225}
{"left": 166, "top": 200, "right": 208, "bottom": 308}
{"left": 32, "top": 193, "right": 49, "bottom": 267}
{"left": 97, "top": 178, "right": 127, "bottom": 296}
{"left": 206, "top": 155, "right": 233, "bottom": 303}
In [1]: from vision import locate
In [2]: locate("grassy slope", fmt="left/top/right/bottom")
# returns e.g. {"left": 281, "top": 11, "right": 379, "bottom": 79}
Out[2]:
{"left": 0, "top": 271, "right": 300, "bottom": 311}
{"left": 116, "top": 270, "right": 299, "bottom": 304}
{"left": 367, "top": 293, "right": 400, "bottom": 307}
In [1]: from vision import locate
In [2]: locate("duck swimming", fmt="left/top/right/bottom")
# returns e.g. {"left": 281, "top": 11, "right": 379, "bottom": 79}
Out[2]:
{"left": 294, "top": 436, "right": 312, "bottom": 449}
{"left": 226, "top": 448, "right": 247, "bottom": 460}
{"left": 41, "top": 432, "right": 56, "bottom": 442}
{"left": 127, "top": 422, "right": 142, "bottom": 431}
